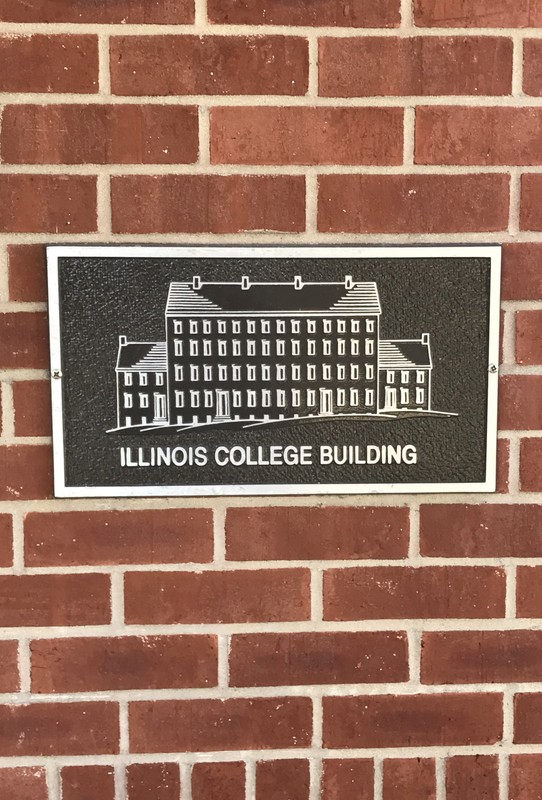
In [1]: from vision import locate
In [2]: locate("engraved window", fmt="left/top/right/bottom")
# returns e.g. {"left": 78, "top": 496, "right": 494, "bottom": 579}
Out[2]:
{"left": 232, "top": 320, "right": 241, "bottom": 334}
{"left": 218, "top": 321, "right": 226, "bottom": 334}
{"left": 365, "top": 388, "right": 374, "bottom": 406}
{"left": 351, "top": 320, "right": 360, "bottom": 333}
{"left": 292, "top": 365, "right": 301, "bottom": 381}
{"left": 338, "top": 339, "right": 346, "bottom": 356}
{"left": 262, "top": 389, "right": 271, "bottom": 407}
{"left": 175, "top": 390, "right": 184, "bottom": 407}
{"left": 276, "top": 365, "right": 286, "bottom": 381}
{"left": 203, "top": 320, "right": 211, "bottom": 334}
{"left": 233, "top": 390, "right": 242, "bottom": 408}
{"left": 124, "top": 373, "right": 132, "bottom": 386}
{"left": 401, "top": 370, "right": 409, "bottom": 384}
{"left": 308, "top": 340, "right": 316, "bottom": 356}
{"left": 351, "top": 364, "right": 359, "bottom": 380}
{"left": 292, "top": 389, "right": 301, "bottom": 407}
{"left": 204, "top": 390, "right": 213, "bottom": 408}
{"left": 262, "top": 340, "right": 270, "bottom": 356}
{"left": 351, "top": 339, "right": 359, "bottom": 356}
{"left": 189, "top": 340, "right": 198, "bottom": 357}
{"left": 262, "top": 365, "right": 271, "bottom": 381}
{"left": 276, "top": 320, "right": 285, "bottom": 333}
{"left": 156, "top": 374, "right": 164, "bottom": 386}
{"left": 190, "top": 390, "right": 200, "bottom": 407}
{"left": 337, "top": 364, "right": 346, "bottom": 380}
{"left": 323, "top": 340, "right": 332, "bottom": 356}
{"left": 174, "top": 365, "right": 183, "bottom": 381}
{"left": 323, "top": 364, "right": 332, "bottom": 380}
{"left": 139, "top": 373, "right": 148, "bottom": 386}
{"left": 277, "top": 340, "right": 285, "bottom": 356}
{"left": 366, "top": 319, "right": 375, "bottom": 333}
{"left": 350, "top": 388, "right": 359, "bottom": 406}
{"left": 123, "top": 393, "right": 132, "bottom": 409}
{"left": 292, "top": 340, "right": 300, "bottom": 356}
{"left": 190, "top": 365, "right": 199, "bottom": 381}
{"left": 261, "top": 320, "right": 270, "bottom": 334}
{"left": 387, "top": 370, "right": 395, "bottom": 383}
{"left": 365, "top": 339, "right": 374, "bottom": 356}
{"left": 218, "top": 365, "right": 227, "bottom": 381}
{"left": 307, "top": 320, "right": 316, "bottom": 333}
{"left": 232, "top": 365, "right": 241, "bottom": 382}
{"left": 174, "top": 340, "right": 183, "bottom": 357}
{"left": 337, "top": 388, "right": 346, "bottom": 407}
{"left": 190, "top": 320, "right": 198, "bottom": 334}
{"left": 232, "top": 340, "right": 241, "bottom": 356}
{"left": 248, "top": 365, "right": 256, "bottom": 381}
{"left": 323, "top": 319, "right": 332, "bottom": 333}
{"left": 203, "top": 340, "right": 212, "bottom": 356}
{"left": 218, "top": 340, "right": 227, "bottom": 356}
{"left": 366, "top": 364, "right": 374, "bottom": 380}
{"left": 247, "top": 340, "right": 256, "bottom": 356}
{"left": 174, "top": 320, "right": 182, "bottom": 334}
{"left": 247, "top": 320, "right": 256, "bottom": 334}
{"left": 337, "top": 320, "right": 346, "bottom": 333}
{"left": 307, "top": 364, "right": 316, "bottom": 381}
{"left": 291, "top": 320, "right": 300, "bottom": 333}
{"left": 307, "top": 389, "right": 316, "bottom": 406}
{"left": 417, "top": 370, "right": 426, "bottom": 384}
{"left": 248, "top": 390, "right": 256, "bottom": 408}
{"left": 204, "top": 365, "right": 212, "bottom": 382}
{"left": 416, "top": 387, "right": 425, "bottom": 405}
{"left": 401, "top": 388, "right": 409, "bottom": 405}
{"left": 277, "top": 389, "right": 286, "bottom": 407}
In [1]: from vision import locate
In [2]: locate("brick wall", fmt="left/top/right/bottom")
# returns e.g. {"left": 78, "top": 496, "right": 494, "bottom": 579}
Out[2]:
{"left": 0, "top": 0, "right": 541, "bottom": 798}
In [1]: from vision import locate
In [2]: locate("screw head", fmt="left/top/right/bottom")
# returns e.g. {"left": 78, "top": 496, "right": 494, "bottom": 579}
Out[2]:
{"left": 52, "top": 369, "right": 62, "bottom": 379}
{"left": 488, "top": 364, "right": 498, "bottom": 374}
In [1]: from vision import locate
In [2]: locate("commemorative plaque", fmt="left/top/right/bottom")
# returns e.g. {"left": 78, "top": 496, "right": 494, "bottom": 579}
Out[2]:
{"left": 47, "top": 245, "right": 501, "bottom": 496}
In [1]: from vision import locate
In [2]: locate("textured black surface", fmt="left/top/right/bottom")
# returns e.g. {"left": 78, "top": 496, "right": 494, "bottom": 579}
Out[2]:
{"left": 54, "top": 251, "right": 494, "bottom": 491}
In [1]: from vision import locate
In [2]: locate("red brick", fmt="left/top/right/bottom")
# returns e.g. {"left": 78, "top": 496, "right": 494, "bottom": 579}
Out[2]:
{"left": 225, "top": 506, "right": 409, "bottom": 561}
{"left": 0, "top": 702, "right": 118, "bottom": 755}
{"left": 323, "top": 693, "right": 503, "bottom": 748}
{"left": 521, "top": 174, "right": 542, "bottom": 230}
{"left": 502, "top": 243, "right": 542, "bottom": 301}
{"left": 509, "top": 754, "right": 542, "bottom": 798}
{"left": 524, "top": 40, "right": 542, "bottom": 96}
{"left": 0, "top": 641, "right": 19, "bottom": 692}
{"left": 25, "top": 508, "right": 213, "bottom": 567}
{"left": 208, "top": 0, "right": 400, "bottom": 26}
{"left": 125, "top": 568, "right": 310, "bottom": 624}
{"left": 0, "top": 574, "right": 110, "bottom": 626}
{"left": 318, "top": 174, "right": 509, "bottom": 234}
{"left": 446, "top": 755, "right": 499, "bottom": 800}
{"left": 192, "top": 762, "right": 245, "bottom": 800}
{"left": 517, "top": 310, "right": 542, "bottom": 364}
{"left": 130, "top": 697, "right": 312, "bottom": 753}
{"left": 497, "top": 438, "right": 510, "bottom": 494}
{"left": 515, "top": 694, "right": 542, "bottom": 742}
{"left": 31, "top": 634, "right": 217, "bottom": 692}
{"left": 422, "top": 631, "right": 542, "bottom": 684}
{"left": 127, "top": 763, "right": 180, "bottom": 800}
{"left": 0, "top": 445, "right": 53, "bottom": 501}
{"left": 499, "top": 375, "right": 542, "bottom": 430}
{"left": 0, "top": 0, "right": 193, "bottom": 23}
{"left": 0, "top": 768, "right": 48, "bottom": 800}
{"left": 413, "top": 0, "right": 542, "bottom": 27}
{"left": 0, "top": 175, "right": 96, "bottom": 233}
{"left": 0, "top": 313, "right": 48, "bottom": 369}
{"left": 256, "top": 760, "right": 309, "bottom": 800}
{"left": 420, "top": 504, "right": 542, "bottom": 557}
{"left": 517, "top": 566, "right": 542, "bottom": 617}
{"left": 8, "top": 245, "right": 47, "bottom": 302}
{"left": 321, "top": 759, "right": 374, "bottom": 800}
{"left": 211, "top": 107, "right": 403, "bottom": 165}
{"left": 111, "top": 36, "right": 308, "bottom": 96}
{"left": 0, "top": 514, "right": 13, "bottom": 567}
{"left": 111, "top": 175, "right": 305, "bottom": 234}
{"left": 417, "top": 107, "right": 542, "bottom": 166}
{"left": 320, "top": 37, "right": 512, "bottom": 97}
{"left": 520, "top": 438, "right": 542, "bottom": 491}
{"left": 230, "top": 631, "right": 408, "bottom": 686}
{"left": 13, "top": 381, "right": 51, "bottom": 437}
{"left": 324, "top": 566, "right": 505, "bottom": 620}
{"left": 383, "top": 759, "right": 436, "bottom": 800}
{"left": 0, "top": 34, "right": 97, "bottom": 93}
{"left": 62, "top": 766, "right": 115, "bottom": 800}
{"left": 2, "top": 105, "right": 198, "bottom": 165}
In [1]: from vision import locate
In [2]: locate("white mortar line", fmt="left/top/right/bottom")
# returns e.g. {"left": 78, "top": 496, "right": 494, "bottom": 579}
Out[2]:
{"left": 18, "top": 639, "right": 31, "bottom": 694}
{"left": 501, "top": 309, "right": 516, "bottom": 365}
{"left": 115, "top": 761, "right": 127, "bottom": 800}
{"left": 194, "top": 0, "right": 208, "bottom": 26}
{"left": 499, "top": 753, "right": 509, "bottom": 800}
{"left": 110, "top": 571, "right": 125, "bottom": 627}
{"left": 96, "top": 173, "right": 112, "bottom": 234}
{"left": 119, "top": 700, "right": 130, "bottom": 754}
{"left": 508, "top": 438, "right": 521, "bottom": 494}
{"left": 1, "top": 381, "right": 14, "bottom": 443}
{"left": 217, "top": 634, "right": 230, "bottom": 688}
{"left": 408, "top": 504, "right": 420, "bottom": 560}
{"left": 307, "top": 36, "right": 318, "bottom": 97}
{"left": 403, "top": 106, "right": 416, "bottom": 165}
{"left": 0, "top": 244, "right": 10, "bottom": 302}
{"left": 505, "top": 565, "right": 518, "bottom": 618}
{"left": 198, "top": 105, "right": 211, "bottom": 165}
{"left": 46, "top": 762, "right": 61, "bottom": 800}
{"left": 309, "top": 755, "right": 322, "bottom": 800}
{"left": 435, "top": 756, "right": 446, "bottom": 800}
{"left": 400, "top": 0, "right": 414, "bottom": 29}
{"left": 374, "top": 756, "right": 383, "bottom": 800}
{"left": 245, "top": 759, "right": 256, "bottom": 800}
{"left": 508, "top": 169, "right": 522, "bottom": 235}
{"left": 310, "top": 569, "right": 323, "bottom": 622}
{"left": 180, "top": 763, "right": 193, "bottom": 800}
{"left": 11, "top": 508, "right": 25, "bottom": 573}
{"left": 98, "top": 33, "right": 111, "bottom": 96}
{"left": 512, "top": 35, "right": 524, "bottom": 97}
{"left": 305, "top": 171, "right": 318, "bottom": 234}
{"left": 408, "top": 629, "right": 422, "bottom": 685}
{"left": 212, "top": 505, "right": 226, "bottom": 563}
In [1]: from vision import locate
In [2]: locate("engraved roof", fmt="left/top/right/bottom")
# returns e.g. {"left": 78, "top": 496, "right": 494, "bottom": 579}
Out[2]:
{"left": 165, "top": 280, "right": 381, "bottom": 315}
{"left": 378, "top": 340, "right": 432, "bottom": 368}
{"left": 117, "top": 342, "right": 167, "bottom": 371}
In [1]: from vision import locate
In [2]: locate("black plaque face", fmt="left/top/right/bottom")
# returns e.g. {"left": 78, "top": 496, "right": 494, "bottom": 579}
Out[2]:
{"left": 47, "top": 245, "right": 501, "bottom": 497}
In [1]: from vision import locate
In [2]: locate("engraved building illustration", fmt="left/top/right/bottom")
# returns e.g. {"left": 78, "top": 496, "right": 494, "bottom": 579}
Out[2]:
{"left": 115, "top": 276, "right": 433, "bottom": 429}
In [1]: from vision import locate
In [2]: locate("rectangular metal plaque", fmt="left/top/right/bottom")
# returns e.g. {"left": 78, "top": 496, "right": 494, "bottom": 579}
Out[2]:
{"left": 47, "top": 245, "right": 501, "bottom": 497}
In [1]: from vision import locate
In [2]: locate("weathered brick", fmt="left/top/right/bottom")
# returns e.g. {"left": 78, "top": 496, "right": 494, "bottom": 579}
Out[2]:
{"left": 446, "top": 755, "right": 499, "bottom": 800}
{"left": 211, "top": 107, "right": 403, "bottom": 165}
{"left": 111, "top": 36, "right": 308, "bottom": 96}
{"left": 126, "top": 763, "right": 180, "bottom": 800}
{"left": 31, "top": 635, "right": 217, "bottom": 692}
{"left": 0, "top": 702, "right": 119, "bottom": 755}
{"left": 1, "top": 768, "right": 48, "bottom": 800}
{"left": 0, "top": 313, "right": 48, "bottom": 369}
{"left": 62, "top": 766, "right": 115, "bottom": 800}
{"left": 321, "top": 759, "right": 374, "bottom": 800}
{"left": 499, "top": 375, "right": 542, "bottom": 430}
{"left": 521, "top": 174, "right": 542, "bottom": 230}
{"left": 225, "top": 506, "right": 409, "bottom": 560}
{"left": 208, "top": 0, "right": 400, "bottom": 26}
{"left": 0, "top": 641, "right": 19, "bottom": 692}
{"left": 515, "top": 694, "right": 542, "bottom": 742}
{"left": 130, "top": 697, "right": 312, "bottom": 752}
{"left": 0, "top": 176, "right": 96, "bottom": 233}
{"left": 383, "top": 759, "right": 436, "bottom": 800}
{"left": 520, "top": 438, "right": 542, "bottom": 492}
{"left": 416, "top": 107, "right": 542, "bottom": 165}
{"left": 0, "top": 446, "right": 53, "bottom": 501}
{"left": 0, "top": 514, "right": 13, "bottom": 567}
{"left": 420, "top": 504, "right": 542, "bottom": 557}
{"left": 230, "top": 631, "right": 408, "bottom": 686}
{"left": 192, "top": 763, "right": 245, "bottom": 800}
{"left": 509, "top": 754, "right": 542, "bottom": 797}
{"left": 25, "top": 508, "right": 213, "bottom": 566}
{"left": 13, "top": 381, "right": 51, "bottom": 437}
{"left": 7, "top": 245, "right": 47, "bottom": 302}
{"left": 517, "top": 566, "right": 542, "bottom": 617}
{"left": 0, "top": 34, "right": 97, "bottom": 93}
{"left": 422, "top": 631, "right": 542, "bottom": 683}
{"left": 319, "top": 37, "right": 512, "bottom": 97}
{"left": 0, "top": 0, "right": 194, "bottom": 23}
{"left": 517, "top": 310, "right": 542, "bottom": 364}
{"left": 256, "top": 760, "right": 309, "bottom": 800}
{"left": 323, "top": 694, "right": 503, "bottom": 748}
{"left": 324, "top": 566, "right": 505, "bottom": 620}
{"left": 2, "top": 105, "right": 199, "bottom": 165}
{"left": 524, "top": 40, "right": 542, "bottom": 96}
{"left": 111, "top": 175, "right": 305, "bottom": 234}
{"left": 413, "top": 0, "right": 542, "bottom": 27}
{"left": 502, "top": 243, "right": 542, "bottom": 301}
{"left": 0, "top": 574, "right": 110, "bottom": 626}
{"left": 125, "top": 568, "right": 310, "bottom": 624}
{"left": 318, "top": 174, "right": 509, "bottom": 233}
